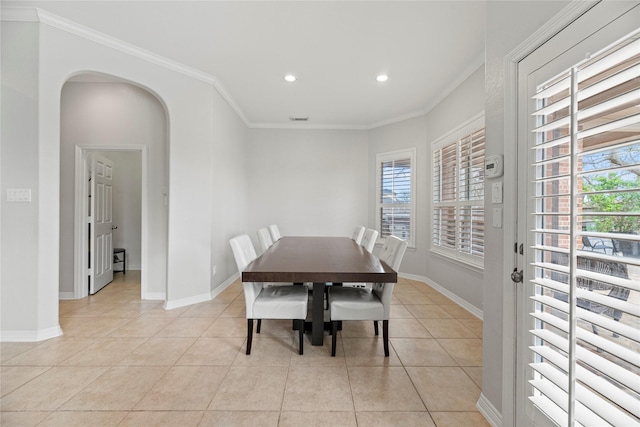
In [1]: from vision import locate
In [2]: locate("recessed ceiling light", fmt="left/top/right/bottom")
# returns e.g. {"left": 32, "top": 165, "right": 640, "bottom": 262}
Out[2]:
{"left": 284, "top": 74, "right": 297, "bottom": 83}
{"left": 376, "top": 74, "right": 389, "bottom": 82}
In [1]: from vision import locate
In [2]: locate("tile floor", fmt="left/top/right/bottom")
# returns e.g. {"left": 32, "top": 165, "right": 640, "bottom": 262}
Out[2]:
{"left": 1, "top": 271, "right": 489, "bottom": 426}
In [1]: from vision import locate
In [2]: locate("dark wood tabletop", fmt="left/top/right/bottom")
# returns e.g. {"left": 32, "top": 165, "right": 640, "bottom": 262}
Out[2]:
{"left": 242, "top": 236, "right": 398, "bottom": 346}
{"left": 243, "top": 236, "right": 397, "bottom": 283}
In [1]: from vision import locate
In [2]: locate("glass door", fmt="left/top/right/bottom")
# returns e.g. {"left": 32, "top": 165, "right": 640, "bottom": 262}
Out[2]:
{"left": 516, "top": 2, "right": 640, "bottom": 425}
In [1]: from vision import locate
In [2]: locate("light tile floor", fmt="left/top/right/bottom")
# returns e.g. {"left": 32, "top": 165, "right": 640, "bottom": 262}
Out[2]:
{"left": 1, "top": 271, "right": 489, "bottom": 426}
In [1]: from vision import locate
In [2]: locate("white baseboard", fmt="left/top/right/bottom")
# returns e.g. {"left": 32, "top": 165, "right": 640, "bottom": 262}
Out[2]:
{"left": 210, "top": 272, "right": 239, "bottom": 300}
{"left": 142, "top": 291, "right": 166, "bottom": 301}
{"left": 59, "top": 292, "right": 75, "bottom": 300}
{"left": 0, "top": 325, "right": 64, "bottom": 342}
{"left": 399, "top": 272, "right": 483, "bottom": 320}
{"left": 163, "top": 292, "right": 211, "bottom": 310}
{"left": 477, "top": 393, "right": 502, "bottom": 427}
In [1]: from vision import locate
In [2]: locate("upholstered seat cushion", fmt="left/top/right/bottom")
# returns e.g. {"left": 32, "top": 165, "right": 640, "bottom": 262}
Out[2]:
{"left": 329, "top": 287, "right": 383, "bottom": 320}
{"left": 253, "top": 286, "right": 309, "bottom": 319}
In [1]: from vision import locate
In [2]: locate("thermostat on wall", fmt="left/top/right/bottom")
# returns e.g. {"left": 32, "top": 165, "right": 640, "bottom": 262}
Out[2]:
{"left": 485, "top": 155, "right": 504, "bottom": 178}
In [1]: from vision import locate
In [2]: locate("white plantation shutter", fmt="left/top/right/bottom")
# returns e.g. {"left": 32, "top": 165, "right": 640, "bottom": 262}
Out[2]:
{"left": 433, "top": 142, "right": 458, "bottom": 250}
{"left": 529, "top": 31, "right": 640, "bottom": 426}
{"left": 459, "top": 128, "right": 485, "bottom": 257}
{"left": 376, "top": 149, "right": 415, "bottom": 247}
{"left": 432, "top": 116, "right": 485, "bottom": 266}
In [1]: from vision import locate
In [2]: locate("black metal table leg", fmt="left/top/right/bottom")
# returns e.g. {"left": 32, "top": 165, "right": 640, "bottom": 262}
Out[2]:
{"left": 312, "top": 282, "right": 325, "bottom": 345}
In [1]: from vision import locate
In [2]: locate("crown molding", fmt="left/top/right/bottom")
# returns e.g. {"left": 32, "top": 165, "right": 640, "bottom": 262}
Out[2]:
{"left": 250, "top": 108, "right": 432, "bottom": 131}
{"left": 1, "top": 6, "right": 251, "bottom": 126}
{"left": 249, "top": 121, "right": 369, "bottom": 131}
{"left": 1, "top": 6, "right": 485, "bottom": 132}
{"left": 1, "top": 6, "right": 39, "bottom": 21}
{"left": 365, "top": 109, "right": 428, "bottom": 130}
{"left": 420, "top": 54, "right": 485, "bottom": 117}
{"left": 504, "top": 0, "right": 598, "bottom": 64}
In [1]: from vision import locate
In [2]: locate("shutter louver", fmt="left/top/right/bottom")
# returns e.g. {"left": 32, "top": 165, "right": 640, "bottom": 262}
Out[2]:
{"left": 378, "top": 154, "right": 413, "bottom": 242}
{"left": 529, "top": 32, "right": 640, "bottom": 426}
{"left": 432, "top": 118, "right": 485, "bottom": 265}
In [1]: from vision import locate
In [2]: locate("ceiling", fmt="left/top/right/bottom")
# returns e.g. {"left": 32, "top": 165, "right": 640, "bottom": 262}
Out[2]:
{"left": 7, "top": 1, "right": 486, "bottom": 129}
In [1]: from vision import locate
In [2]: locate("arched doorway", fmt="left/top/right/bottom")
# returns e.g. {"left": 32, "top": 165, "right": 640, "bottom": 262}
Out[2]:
{"left": 60, "top": 72, "right": 169, "bottom": 303}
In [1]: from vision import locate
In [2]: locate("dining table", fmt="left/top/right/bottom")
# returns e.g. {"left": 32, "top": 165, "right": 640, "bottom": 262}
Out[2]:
{"left": 242, "top": 236, "right": 398, "bottom": 346}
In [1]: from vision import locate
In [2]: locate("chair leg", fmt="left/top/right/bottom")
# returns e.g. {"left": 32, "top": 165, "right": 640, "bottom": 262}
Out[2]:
{"left": 297, "top": 320, "right": 304, "bottom": 355}
{"left": 331, "top": 321, "right": 338, "bottom": 357}
{"left": 246, "top": 319, "right": 254, "bottom": 355}
{"left": 257, "top": 319, "right": 262, "bottom": 334}
{"left": 383, "top": 320, "right": 389, "bottom": 357}
{"left": 373, "top": 320, "right": 379, "bottom": 336}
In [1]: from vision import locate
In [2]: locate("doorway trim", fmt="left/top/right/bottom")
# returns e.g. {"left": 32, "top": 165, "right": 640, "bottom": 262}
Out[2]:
{"left": 73, "top": 144, "right": 150, "bottom": 300}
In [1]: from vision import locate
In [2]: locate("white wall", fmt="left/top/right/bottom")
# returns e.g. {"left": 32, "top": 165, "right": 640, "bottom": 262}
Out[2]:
{"left": 60, "top": 82, "right": 165, "bottom": 295}
{"left": 367, "top": 115, "right": 427, "bottom": 268}
{"left": 0, "top": 22, "right": 48, "bottom": 338}
{"left": 367, "top": 66, "right": 485, "bottom": 310}
{"left": 424, "top": 66, "right": 485, "bottom": 310}
{"left": 1, "top": 12, "right": 249, "bottom": 338}
{"left": 210, "top": 88, "right": 249, "bottom": 292}
{"left": 246, "top": 128, "right": 369, "bottom": 250}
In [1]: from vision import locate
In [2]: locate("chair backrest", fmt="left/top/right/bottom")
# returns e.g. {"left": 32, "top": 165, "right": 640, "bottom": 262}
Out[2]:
{"left": 257, "top": 228, "right": 274, "bottom": 253}
{"left": 268, "top": 224, "right": 281, "bottom": 241}
{"left": 379, "top": 235, "right": 408, "bottom": 271}
{"left": 229, "top": 234, "right": 257, "bottom": 272}
{"left": 229, "top": 234, "right": 262, "bottom": 317}
{"left": 373, "top": 235, "right": 409, "bottom": 319}
{"left": 351, "top": 225, "right": 365, "bottom": 245}
{"left": 360, "top": 228, "right": 379, "bottom": 253}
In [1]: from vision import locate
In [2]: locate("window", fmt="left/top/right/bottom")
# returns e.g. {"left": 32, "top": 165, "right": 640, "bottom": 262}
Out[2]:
{"left": 431, "top": 115, "right": 485, "bottom": 267}
{"left": 528, "top": 32, "right": 639, "bottom": 426}
{"left": 376, "top": 148, "right": 416, "bottom": 247}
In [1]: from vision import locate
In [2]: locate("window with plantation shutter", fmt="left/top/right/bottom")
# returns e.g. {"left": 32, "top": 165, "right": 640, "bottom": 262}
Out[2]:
{"left": 376, "top": 148, "right": 415, "bottom": 247}
{"left": 431, "top": 115, "right": 485, "bottom": 267}
{"left": 528, "top": 30, "right": 640, "bottom": 426}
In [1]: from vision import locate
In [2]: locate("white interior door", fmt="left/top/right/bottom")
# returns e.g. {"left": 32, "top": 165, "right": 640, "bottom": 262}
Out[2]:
{"left": 516, "top": 2, "right": 640, "bottom": 426}
{"left": 90, "top": 153, "right": 114, "bottom": 294}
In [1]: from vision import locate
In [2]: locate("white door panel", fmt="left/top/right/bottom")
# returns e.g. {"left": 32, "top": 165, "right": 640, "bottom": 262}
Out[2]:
{"left": 516, "top": 2, "right": 640, "bottom": 426}
{"left": 90, "top": 154, "right": 114, "bottom": 294}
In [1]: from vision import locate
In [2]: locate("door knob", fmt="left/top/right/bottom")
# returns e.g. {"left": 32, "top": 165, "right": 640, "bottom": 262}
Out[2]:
{"left": 511, "top": 268, "right": 523, "bottom": 283}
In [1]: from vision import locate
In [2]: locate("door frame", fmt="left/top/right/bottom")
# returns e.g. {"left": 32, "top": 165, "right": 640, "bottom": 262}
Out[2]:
{"left": 501, "top": 2, "right": 597, "bottom": 425}
{"left": 73, "top": 144, "right": 149, "bottom": 299}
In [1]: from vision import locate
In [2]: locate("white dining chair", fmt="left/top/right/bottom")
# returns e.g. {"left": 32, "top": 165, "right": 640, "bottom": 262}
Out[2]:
{"left": 268, "top": 224, "right": 281, "bottom": 242}
{"left": 257, "top": 227, "right": 274, "bottom": 253}
{"left": 351, "top": 225, "right": 365, "bottom": 245}
{"left": 328, "top": 235, "right": 408, "bottom": 357}
{"left": 360, "top": 228, "right": 379, "bottom": 253}
{"left": 229, "top": 234, "right": 308, "bottom": 355}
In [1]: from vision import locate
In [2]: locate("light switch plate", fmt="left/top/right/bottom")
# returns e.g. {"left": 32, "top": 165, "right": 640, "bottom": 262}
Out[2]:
{"left": 493, "top": 207, "right": 502, "bottom": 228}
{"left": 492, "top": 182, "right": 503, "bottom": 204}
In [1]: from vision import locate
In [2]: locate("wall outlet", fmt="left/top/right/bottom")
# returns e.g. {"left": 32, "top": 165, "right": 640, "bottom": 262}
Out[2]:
{"left": 212, "top": 265, "right": 217, "bottom": 276}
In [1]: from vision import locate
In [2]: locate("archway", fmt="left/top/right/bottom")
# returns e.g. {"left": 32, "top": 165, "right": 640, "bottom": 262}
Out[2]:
{"left": 60, "top": 72, "right": 169, "bottom": 302}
